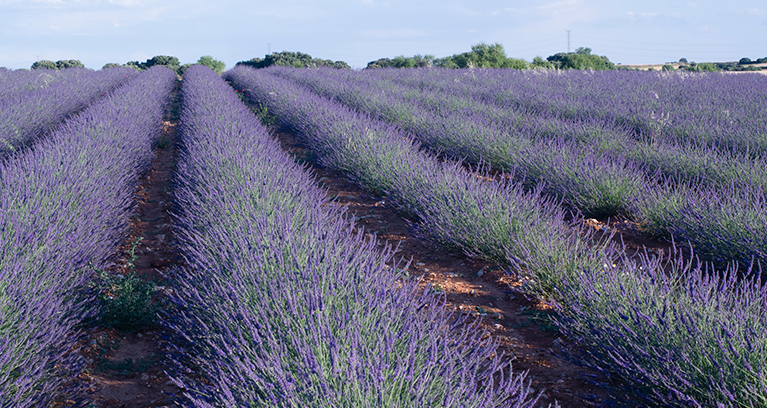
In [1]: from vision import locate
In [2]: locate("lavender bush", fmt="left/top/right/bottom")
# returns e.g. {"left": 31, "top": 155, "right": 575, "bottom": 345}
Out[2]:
{"left": 634, "top": 181, "right": 767, "bottom": 267}
{"left": 227, "top": 66, "right": 767, "bottom": 407}
{"left": 371, "top": 68, "right": 767, "bottom": 157}
{"left": 0, "top": 66, "right": 136, "bottom": 158}
{"left": 165, "top": 65, "right": 543, "bottom": 407}
{"left": 274, "top": 67, "right": 767, "bottom": 266}
{"left": 270, "top": 67, "right": 644, "bottom": 217}
{"left": 0, "top": 68, "right": 71, "bottom": 100}
{"left": 549, "top": 248, "right": 767, "bottom": 407}
{"left": 225, "top": 66, "right": 605, "bottom": 294}
{"left": 0, "top": 66, "right": 176, "bottom": 406}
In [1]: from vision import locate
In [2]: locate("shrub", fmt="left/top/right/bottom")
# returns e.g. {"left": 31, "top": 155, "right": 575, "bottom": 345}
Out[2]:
{"left": 531, "top": 56, "right": 554, "bottom": 69}
{"left": 435, "top": 43, "right": 529, "bottom": 69}
{"left": 196, "top": 55, "right": 225, "bottom": 74}
{"left": 236, "top": 51, "right": 349, "bottom": 69}
{"left": 56, "top": 59, "right": 84, "bottom": 69}
{"left": 366, "top": 55, "right": 435, "bottom": 69}
{"left": 31, "top": 60, "right": 57, "bottom": 70}
{"left": 546, "top": 48, "right": 616, "bottom": 70}
{"left": 144, "top": 55, "right": 180, "bottom": 73}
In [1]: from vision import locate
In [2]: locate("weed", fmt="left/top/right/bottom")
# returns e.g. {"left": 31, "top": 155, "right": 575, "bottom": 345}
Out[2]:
{"left": 521, "top": 308, "right": 559, "bottom": 333}
{"left": 251, "top": 102, "right": 278, "bottom": 126}
{"left": 156, "top": 135, "right": 171, "bottom": 149}
{"left": 96, "top": 237, "right": 156, "bottom": 332}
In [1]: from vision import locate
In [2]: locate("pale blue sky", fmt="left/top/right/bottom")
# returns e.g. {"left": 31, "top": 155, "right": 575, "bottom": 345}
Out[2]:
{"left": 1, "top": 0, "right": 765, "bottom": 70}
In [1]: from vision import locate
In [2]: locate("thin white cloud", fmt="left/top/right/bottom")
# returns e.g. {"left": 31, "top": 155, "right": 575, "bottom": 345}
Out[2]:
{"left": 455, "top": 4, "right": 501, "bottom": 17}
{"left": 688, "top": 2, "right": 698, "bottom": 8}
{"left": 747, "top": 8, "right": 766, "bottom": 16}
{"left": 107, "top": 0, "right": 147, "bottom": 7}
{"left": 252, "top": 4, "right": 325, "bottom": 20}
{"left": 536, "top": 0, "right": 583, "bottom": 14}
{"left": 640, "top": 12, "right": 657, "bottom": 18}
{"left": 363, "top": 28, "right": 426, "bottom": 38}
{"left": 454, "top": 5, "right": 481, "bottom": 17}
{"left": 12, "top": 5, "right": 167, "bottom": 32}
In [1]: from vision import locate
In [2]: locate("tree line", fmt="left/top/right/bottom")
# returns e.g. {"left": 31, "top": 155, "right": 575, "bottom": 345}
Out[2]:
{"left": 22, "top": 46, "right": 767, "bottom": 73}
{"left": 29, "top": 55, "right": 226, "bottom": 75}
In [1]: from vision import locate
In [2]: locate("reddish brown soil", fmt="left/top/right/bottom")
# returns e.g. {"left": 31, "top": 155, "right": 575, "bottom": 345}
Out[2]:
{"left": 73, "top": 88, "right": 184, "bottom": 408}
{"left": 273, "top": 129, "right": 640, "bottom": 407}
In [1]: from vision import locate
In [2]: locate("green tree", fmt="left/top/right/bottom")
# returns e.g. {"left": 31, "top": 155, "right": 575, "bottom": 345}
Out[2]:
{"left": 433, "top": 56, "right": 459, "bottom": 69}
{"left": 196, "top": 55, "right": 226, "bottom": 74}
{"left": 31, "top": 60, "right": 58, "bottom": 70}
{"left": 124, "top": 61, "right": 143, "bottom": 71}
{"left": 144, "top": 55, "right": 180, "bottom": 73}
{"left": 366, "top": 55, "right": 435, "bottom": 69}
{"left": 56, "top": 59, "right": 84, "bottom": 69}
{"left": 178, "top": 63, "right": 194, "bottom": 75}
{"left": 102, "top": 63, "right": 122, "bottom": 70}
{"left": 546, "top": 47, "right": 615, "bottom": 70}
{"left": 531, "top": 56, "right": 554, "bottom": 69}
{"left": 466, "top": 43, "right": 511, "bottom": 67}
{"left": 433, "top": 43, "right": 528, "bottom": 69}
{"left": 237, "top": 51, "right": 349, "bottom": 69}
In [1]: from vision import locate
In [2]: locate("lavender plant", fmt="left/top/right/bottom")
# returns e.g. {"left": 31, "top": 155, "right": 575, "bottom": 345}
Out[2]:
{"left": 0, "top": 66, "right": 176, "bottom": 406}
{"left": 0, "top": 66, "right": 136, "bottom": 158}
{"left": 633, "top": 181, "right": 767, "bottom": 267}
{"left": 227, "top": 66, "right": 767, "bottom": 407}
{"left": 278, "top": 67, "right": 767, "bottom": 266}
{"left": 165, "top": 65, "right": 543, "bottom": 407}
{"left": 0, "top": 68, "right": 70, "bottom": 100}
{"left": 271, "top": 67, "right": 644, "bottom": 217}
{"left": 224, "top": 66, "right": 605, "bottom": 293}
{"left": 383, "top": 68, "right": 767, "bottom": 156}
{"left": 549, "top": 248, "right": 767, "bottom": 407}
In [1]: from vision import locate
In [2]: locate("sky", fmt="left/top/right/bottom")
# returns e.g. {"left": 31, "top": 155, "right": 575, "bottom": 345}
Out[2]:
{"left": 0, "top": 0, "right": 765, "bottom": 70}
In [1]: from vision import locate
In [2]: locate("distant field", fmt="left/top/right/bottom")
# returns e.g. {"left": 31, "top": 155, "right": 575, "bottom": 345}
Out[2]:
{"left": 620, "top": 61, "right": 767, "bottom": 72}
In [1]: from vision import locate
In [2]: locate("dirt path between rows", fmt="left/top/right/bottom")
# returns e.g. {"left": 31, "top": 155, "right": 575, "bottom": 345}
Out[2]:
{"left": 73, "top": 84, "right": 184, "bottom": 408}
{"left": 272, "top": 128, "right": 644, "bottom": 407}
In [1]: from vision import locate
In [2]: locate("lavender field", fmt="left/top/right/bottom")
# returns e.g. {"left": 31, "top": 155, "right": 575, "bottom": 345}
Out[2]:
{"left": 1, "top": 65, "right": 766, "bottom": 407}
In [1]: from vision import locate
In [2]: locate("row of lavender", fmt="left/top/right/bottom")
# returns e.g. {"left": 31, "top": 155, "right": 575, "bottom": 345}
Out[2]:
{"left": 0, "top": 66, "right": 176, "bottom": 406}
{"left": 365, "top": 68, "right": 767, "bottom": 193}
{"left": 267, "top": 67, "right": 643, "bottom": 218}
{"left": 279, "top": 67, "right": 767, "bottom": 196}
{"left": 377, "top": 68, "right": 767, "bottom": 157}
{"left": 0, "top": 68, "right": 71, "bottom": 100}
{"left": 163, "top": 65, "right": 541, "bottom": 407}
{"left": 0, "top": 67, "right": 136, "bottom": 159}
{"left": 225, "top": 65, "right": 767, "bottom": 407}
{"left": 268, "top": 67, "right": 767, "bottom": 268}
